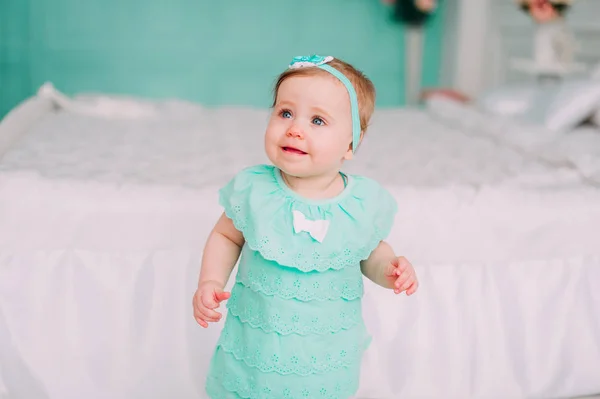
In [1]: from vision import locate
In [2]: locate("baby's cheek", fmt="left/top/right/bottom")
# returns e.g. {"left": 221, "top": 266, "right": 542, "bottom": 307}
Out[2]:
{"left": 308, "top": 150, "right": 333, "bottom": 168}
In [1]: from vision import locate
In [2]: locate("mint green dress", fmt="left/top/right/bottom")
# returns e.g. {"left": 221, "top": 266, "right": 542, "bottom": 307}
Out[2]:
{"left": 205, "top": 164, "right": 397, "bottom": 399}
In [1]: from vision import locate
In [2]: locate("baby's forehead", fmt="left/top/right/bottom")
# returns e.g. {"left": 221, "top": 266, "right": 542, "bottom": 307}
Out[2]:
{"left": 277, "top": 74, "right": 350, "bottom": 104}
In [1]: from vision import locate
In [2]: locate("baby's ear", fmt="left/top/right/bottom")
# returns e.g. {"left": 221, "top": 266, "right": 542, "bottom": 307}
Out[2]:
{"left": 343, "top": 142, "right": 354, "bottom": 161}
{"left": 344, "top": 132, "right": 365, "bottom": 161}
{"left": 353, "top": 131, "right": 365, "bottom": 151}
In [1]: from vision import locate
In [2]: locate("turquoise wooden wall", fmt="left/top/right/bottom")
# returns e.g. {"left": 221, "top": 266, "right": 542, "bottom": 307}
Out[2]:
{"left": 0, "top": 0, "right": 445, "bottom": 118}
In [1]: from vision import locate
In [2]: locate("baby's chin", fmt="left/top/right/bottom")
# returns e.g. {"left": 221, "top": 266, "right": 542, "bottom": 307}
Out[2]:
{"left": 265, "top": 151, "right": 305, "bottom": 176}
{"left": 276, "top": 163, "right": 345, "bottom": 181}
{"left": 266, "top": 148, "right": 345, "bottom": 179}
{"left": 273, "top": 163, "right": 312, "bottom": 179}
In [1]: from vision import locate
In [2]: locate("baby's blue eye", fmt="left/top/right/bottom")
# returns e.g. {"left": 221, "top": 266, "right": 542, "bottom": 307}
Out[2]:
{"left": 281, "top": 110, "right": 292, "bottom": 118}
{"left": 312, "top": 117, "right": 325, "bottom": 126}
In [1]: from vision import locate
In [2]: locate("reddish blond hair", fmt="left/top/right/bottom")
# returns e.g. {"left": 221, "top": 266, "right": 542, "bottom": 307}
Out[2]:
{"left": 272, "top": 58, "right": 376, "bottom": 134}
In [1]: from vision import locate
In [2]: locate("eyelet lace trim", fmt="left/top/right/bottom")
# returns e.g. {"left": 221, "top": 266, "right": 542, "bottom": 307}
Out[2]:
{"left": 236, "top": 259, "right": 363, "bottom": 301}
{"left": 207, "top": 371, "right": 359, "bottom": 399}
{"left": 227, "top": 285, "right": 362, "bottom": 335}
{"left": 218, "top": 316, "right": 369, "bottom": 376}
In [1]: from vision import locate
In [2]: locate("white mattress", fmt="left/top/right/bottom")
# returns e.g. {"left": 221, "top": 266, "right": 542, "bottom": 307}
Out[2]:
{"left": 1, "top": 92, "right": 599, "bottom": 399}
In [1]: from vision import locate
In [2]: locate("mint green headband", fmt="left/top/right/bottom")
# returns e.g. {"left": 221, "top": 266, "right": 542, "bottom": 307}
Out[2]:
{"left": 288, "top": 55, "right": 361, "bottom": 153}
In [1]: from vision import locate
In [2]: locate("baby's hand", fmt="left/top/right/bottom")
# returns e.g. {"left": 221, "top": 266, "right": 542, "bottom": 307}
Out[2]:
{"left": 192, "top": 280, "right": 231, "bottom": 328}
{"left": 384, "top": 256, "right": 419, "bottom": 296}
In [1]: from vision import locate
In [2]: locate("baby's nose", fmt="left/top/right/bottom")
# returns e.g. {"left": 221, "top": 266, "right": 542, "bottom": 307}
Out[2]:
{"left": 286, "top": 125, "right": 304, "bottom": 139}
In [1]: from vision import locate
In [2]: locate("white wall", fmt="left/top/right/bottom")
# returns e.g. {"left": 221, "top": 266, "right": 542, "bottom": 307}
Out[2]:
{"left": 450, "top": 0, "right": 493, "bottom": 97}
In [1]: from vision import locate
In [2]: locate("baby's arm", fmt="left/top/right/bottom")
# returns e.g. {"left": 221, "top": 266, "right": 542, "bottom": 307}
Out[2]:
{"left": 360, "top": 241, "right": 397, "bottom": 289}
{"left": 193, "top": 212, "right": 245, "bottom": 327}
{"left": 199, "top": 212, "right": 245, "bottom": 287}
{"left": 360, "top": 241, "right": 419, "bottom": 295}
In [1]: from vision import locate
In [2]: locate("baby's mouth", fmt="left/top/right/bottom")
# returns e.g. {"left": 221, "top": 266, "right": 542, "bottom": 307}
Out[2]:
{"left": 282, "top": 146, "right": 307, "bottom": 155}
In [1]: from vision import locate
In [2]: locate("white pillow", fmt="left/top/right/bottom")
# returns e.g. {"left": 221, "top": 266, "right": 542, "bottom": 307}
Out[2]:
{"left": 476, "top": 85, "right": 538, "bottom": 117}
{"left": 38, "top": 82, "right": 159, "bottom": 119}
{"left": 519, "top": 79, "right": 600, "bottom": 132}
{"left": 478, "top": 79, "right": 600, "bottom": 133}
{"left": 544, "top": 79, "right": 600, "bottom": 131}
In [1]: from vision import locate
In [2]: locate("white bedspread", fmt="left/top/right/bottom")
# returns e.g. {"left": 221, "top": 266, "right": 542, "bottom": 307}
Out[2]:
{"left": 0, "top": 99, "right": 590, "bottom": 190}
{"left": 0, "top": 93, "right": 599, "bottom": 399}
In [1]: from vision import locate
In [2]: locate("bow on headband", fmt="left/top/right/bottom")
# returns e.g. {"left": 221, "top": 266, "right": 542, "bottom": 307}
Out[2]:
{"left": 292, "top": 210, "right": 330, "bottom": 243}
{"left": 289, "top": 55, "right": 334, "bottom": 69}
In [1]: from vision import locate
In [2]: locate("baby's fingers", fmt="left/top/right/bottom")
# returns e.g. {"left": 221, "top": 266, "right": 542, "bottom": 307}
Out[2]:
{"left": 194, "top": 306, "right": 222, "bottom": 325}
{"left": 193, "top": 304, "right": 209, "bottom": 327}
{"left": 201, "top": 291, "right": 220, "bottom": 309}
{"left": 394, "top": 269, "right": 411, "bottom": 289}
{"left": 198, "top": 302, "right": 222, "bottom": 321}
{"left": 194, "top": 295, "right": 221, "bottom": 320}
{"left": 405, "top": 280, "right": 419, "bottom": 296}
{"left": 394, "top": 275, "right": 415, "bottom": 294}
{"left": 194, "top": 312, "right": 209, "bottom": 328}
{"left": 215, "top": 291, "right": 231, "bottom": 303}
{"left": 395, "top": 257, "right": 411, "bottom": 273}
{"left": 400, "top": 275, "right": 416, "bottom": 291}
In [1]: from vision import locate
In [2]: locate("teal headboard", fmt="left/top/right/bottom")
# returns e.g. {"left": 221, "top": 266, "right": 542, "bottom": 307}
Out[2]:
{"left": 0, "top": 0, "right": 445, "bottom": 117}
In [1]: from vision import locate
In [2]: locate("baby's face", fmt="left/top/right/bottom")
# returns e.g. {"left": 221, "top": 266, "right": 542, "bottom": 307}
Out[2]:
{"left": 265, "top": 74, "right": 354, "bottom": 178}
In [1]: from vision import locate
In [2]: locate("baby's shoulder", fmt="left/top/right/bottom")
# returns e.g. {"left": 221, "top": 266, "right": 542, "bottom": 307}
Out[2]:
{"left": 218, "top": 164, "right": 276, "bottom": 197}
{"left": 349, "top": 173, "right": 388, "bottom": 191}
{"left": 346, "top": 173, "right": 398, "bottom": 212}
{"left": 227, "top": 163, "right": 274, "bottom": 184}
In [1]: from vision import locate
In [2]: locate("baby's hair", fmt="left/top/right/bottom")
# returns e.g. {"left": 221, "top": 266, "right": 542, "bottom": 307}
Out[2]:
{"left": 272, "top": 58, "right": 376, "bottom": 134}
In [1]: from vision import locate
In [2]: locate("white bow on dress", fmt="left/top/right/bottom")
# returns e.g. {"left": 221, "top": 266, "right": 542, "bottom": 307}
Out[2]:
{"left": 292, "top": 210, "right": 330, "bottom": 243}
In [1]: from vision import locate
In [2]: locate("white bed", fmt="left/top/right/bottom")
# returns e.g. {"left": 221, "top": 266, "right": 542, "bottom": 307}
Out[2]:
{"left": 0, "top": 87, "right": 599, "bottom": 399}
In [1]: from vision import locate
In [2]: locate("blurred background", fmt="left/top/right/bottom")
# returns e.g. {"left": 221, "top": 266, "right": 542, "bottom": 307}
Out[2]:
{"left": 2, "top": 0, "right": 599, "bottom": 115}
{"left": 1, "top": 1, "right": 600, "bottom": 399}
{"left": 1, "top": 0, "right": 449, "bottom": 116}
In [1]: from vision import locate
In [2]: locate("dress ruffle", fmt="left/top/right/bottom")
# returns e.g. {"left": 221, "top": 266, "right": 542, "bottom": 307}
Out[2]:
{"left": 217, "top": 313, "right": 369, "bottom": 376}
{"left": 219, "top": 164, "right": 398, "bottom": 272}
{"left": 206, "top": 347, "right": 361, "bottom": 399}
{"left": 235, "top": 246, "right": 364, "bottom": 302}
{"left": 227, "top": 282, "right": 363, "bottom": 336}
